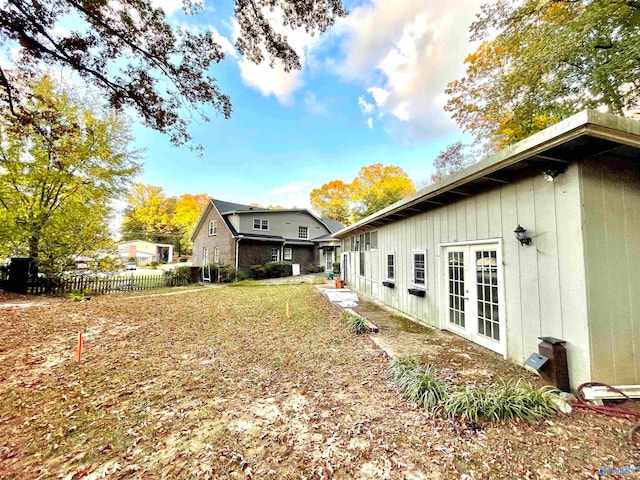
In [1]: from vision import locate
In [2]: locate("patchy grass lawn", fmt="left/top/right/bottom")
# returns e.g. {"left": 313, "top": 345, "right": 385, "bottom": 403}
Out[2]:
{"left": 0, "top": 285, "right": 637, "bottom": 479}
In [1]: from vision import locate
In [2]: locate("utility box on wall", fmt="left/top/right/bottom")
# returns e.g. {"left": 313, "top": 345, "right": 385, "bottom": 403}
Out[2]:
{"left": 538, "top": 337, "right": 570, "bottom": 392}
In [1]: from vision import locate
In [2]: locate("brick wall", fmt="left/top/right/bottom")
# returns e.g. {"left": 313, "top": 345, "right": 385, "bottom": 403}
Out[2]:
{"left": 192, "top": 204, "right": 236, "bottom": 267}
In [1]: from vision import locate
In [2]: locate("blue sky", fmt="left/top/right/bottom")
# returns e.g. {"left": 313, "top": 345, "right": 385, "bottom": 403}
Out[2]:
{"left": 133, "top": 0, "right": 481, "bottom": 210}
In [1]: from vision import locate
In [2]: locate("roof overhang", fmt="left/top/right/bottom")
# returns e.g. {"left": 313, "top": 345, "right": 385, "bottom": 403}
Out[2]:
{"left": 334, "top": 110, "right": 640, "bottom": 238}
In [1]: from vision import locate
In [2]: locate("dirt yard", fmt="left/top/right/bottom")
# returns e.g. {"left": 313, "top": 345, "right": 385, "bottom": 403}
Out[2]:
{"left": 0, "top": 285, "right": 638, "bottom": 479}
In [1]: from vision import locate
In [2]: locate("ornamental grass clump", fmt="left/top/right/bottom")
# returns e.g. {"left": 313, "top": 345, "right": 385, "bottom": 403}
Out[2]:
{"left": 387, "top": 356, "right": 448, "bottom": 410}
{"left": 340, "top": 311, "right": 372, "bottom": 334}
{"left": 444, "top": 380, "right": 562, "bottom": 424}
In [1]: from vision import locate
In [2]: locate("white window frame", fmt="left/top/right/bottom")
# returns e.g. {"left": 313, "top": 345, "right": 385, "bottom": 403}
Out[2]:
{"left": 298, "top": 226, "right": 309, "bottom": 239}
{"left": 412, "top": 249, "right": 427, "bottom": 289}
{"left": 213, "top": 246, "right": 219, "bottom": 263}
{"left": 208, "top": 220, "right": 217, "bottom": 236}
{"left": 284, "top": 247, "right": 292, "bottom": 260}
{"left": 386, "top": 251, "right": 395, "bottom": 281}
{"left": 253, "top": 219, "right": 269, "bottom": 231}
{"left": 271, "top": 248, "right": 280, "bottom": 262}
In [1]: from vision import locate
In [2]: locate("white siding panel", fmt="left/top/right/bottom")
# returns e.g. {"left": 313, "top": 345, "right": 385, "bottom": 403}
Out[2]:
{"left": 343, "top": 163, "right": 595, "bottom": 387}
{"left": 533, "top": 176, "right": 563, "bottom": 340}
{"left": 499, "top": 184, "right": 524, "bottom": 364}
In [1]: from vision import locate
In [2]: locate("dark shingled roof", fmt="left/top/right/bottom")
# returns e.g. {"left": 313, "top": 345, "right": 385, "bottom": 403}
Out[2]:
{"left": 212, "top": 199, "right": 267, "bottom": 214}
{"left": 321, "top": 218, "right": 344, "bottom": 234}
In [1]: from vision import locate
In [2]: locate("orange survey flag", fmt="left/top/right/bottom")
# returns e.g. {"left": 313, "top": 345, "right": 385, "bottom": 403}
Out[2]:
{"left": 76, "top": 332, "right": 84, "bottom": 361}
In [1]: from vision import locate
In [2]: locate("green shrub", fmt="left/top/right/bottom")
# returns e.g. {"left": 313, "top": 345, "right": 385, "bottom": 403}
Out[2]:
{"left": 387, "top": 357, "right": 447, "bottom": 410}
{"left": 340, "top": 310, "right": 372, "bottom": 334}
{"left": 305, "top": 264, "right": 325, "bottom": 274}
{"left": 332, "top": 262, "right": 341, "bottom": 274}
{"left": 149, "top": 261, "right": 159, "bottom": 268}
{"left": 164, "top": 266, "right": 190, "bottom": 286}
{"left": 249, "top": 264, "right": 267, "bottom": 280}
{"left": 444, "top": 380, "right": 561, "bottom": 424}
{"left": 219, "top": 266, "right": 245, "bottom": 283}
{"left": 264, "top": 261, "right": 292, "bottom": 278}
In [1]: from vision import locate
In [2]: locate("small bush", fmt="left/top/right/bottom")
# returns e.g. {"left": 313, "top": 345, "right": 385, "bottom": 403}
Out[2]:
{"left": 219, "top": 266, "right": 245, "bottom": 283}
{"left": 305, "top": 264, "right": 325, "bottom": 274}
{"left": 332, "top": 262, "right": 341, "bottom": 274}
{"left": 249, "top": 264, "right": 267, "bottom": 280}
{"left": 164, "top": 266, "right": 190, "bottom": 286}
{"left": 444, "top": 380, "right": 561, "bottom": 424}
{"left": 387, "top": 357, "right": 447, "bottom": 410}
{"left": 340, "top": 310, "right": 372, "bottom": 334}
{"left": 149, "top": 261, "right": 159, "bottom": 268}
{"left": 264, "top": 261, "right": 292, "bottom": 278}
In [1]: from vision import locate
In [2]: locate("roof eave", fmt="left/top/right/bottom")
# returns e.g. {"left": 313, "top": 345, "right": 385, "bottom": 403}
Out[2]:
{"left": 334, "top": 110, "right": 640, "bottom": 238}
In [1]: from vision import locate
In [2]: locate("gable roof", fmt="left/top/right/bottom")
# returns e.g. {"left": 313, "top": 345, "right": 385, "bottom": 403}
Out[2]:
{"left": 334, "top": 110, "right": 640, "bottom": 238}
{"left": 190, "top": 198, "right": 344, "bottom": 241}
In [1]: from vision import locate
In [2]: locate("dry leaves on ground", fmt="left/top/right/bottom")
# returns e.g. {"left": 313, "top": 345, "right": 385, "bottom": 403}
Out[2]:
{"left": 0, "top": 285, "right": 637, "bottom": 479}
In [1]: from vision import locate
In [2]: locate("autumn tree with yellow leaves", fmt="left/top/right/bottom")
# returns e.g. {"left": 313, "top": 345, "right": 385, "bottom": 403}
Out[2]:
{"left": 310, "top": 164, "right": 415, "bottom": 225}
{"left": 121, "top": 185, "right": 209, "bottom": 256}
{"left": 445, "top": 0, "right": 640, "bottom": 151}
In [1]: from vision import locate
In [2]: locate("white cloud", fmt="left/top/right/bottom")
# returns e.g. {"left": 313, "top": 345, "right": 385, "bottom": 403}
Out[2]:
{"left": 150, "top": 0, "right": 183, "bottom": 15}
{"left": 210, "top": 27, "right": 237, "bottom": 58}
{"left": 367, "top": 118, "right": 373, "bottom": 129}
{"left": 358, "top": 96, "right": 374, "bottom": 114}
{"left": 232, "top": 11, "right": 318, "bottom": 105}
{"left": 367, "top": 87, "right": 391, "bottom": 107}
{"left": 269, "top": 181, "right": 311, "bottom": 195}
{"left": 329, "top": 0, "right": 482, "bottom": 140}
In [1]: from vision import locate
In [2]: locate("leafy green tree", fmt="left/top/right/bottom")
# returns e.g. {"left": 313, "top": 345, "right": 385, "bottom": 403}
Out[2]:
{"left": 0, "top": 0, "right": 347, "bottom": 146}
{"left": 445, "top": 0, "right": 640, "bottom": 150}
{"left": 0, "top": 75, "right": 140, "bottom": 274}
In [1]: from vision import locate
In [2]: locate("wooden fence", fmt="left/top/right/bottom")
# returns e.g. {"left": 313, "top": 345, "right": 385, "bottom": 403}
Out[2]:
{"left": 27, "top": 274, "right": 187, "bottom": 296}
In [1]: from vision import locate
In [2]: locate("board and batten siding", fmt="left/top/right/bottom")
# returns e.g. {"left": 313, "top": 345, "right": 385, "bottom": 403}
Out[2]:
{"left": 344, "top": 162, "right": 594, "bottom": 388}
{"left": 580, "top": 156, "right": 640, "bottom": 385}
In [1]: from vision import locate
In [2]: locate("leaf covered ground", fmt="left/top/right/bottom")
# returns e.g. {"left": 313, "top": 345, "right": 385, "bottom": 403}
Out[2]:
{"left": 0, "top": 285, "right": 638, "bottom": 479}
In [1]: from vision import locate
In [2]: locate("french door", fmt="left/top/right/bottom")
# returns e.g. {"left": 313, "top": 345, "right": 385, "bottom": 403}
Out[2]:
{"left": 442, "top": 243, "right": 505, "bottom": 355}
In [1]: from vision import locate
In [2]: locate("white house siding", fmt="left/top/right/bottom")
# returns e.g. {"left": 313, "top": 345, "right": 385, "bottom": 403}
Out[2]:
{"left": 580, "top": 156, "right": 640, "bottom": 385}
{"left": 344, "top": 163, "right": 594, "bottom": 388}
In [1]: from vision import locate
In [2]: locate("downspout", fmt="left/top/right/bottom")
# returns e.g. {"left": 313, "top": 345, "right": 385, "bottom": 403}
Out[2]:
{"left": 235, "top": 236, "right": 242, "bottom": 272}
{"left": 281, "top": 240, "right": 286, "bottom": 262}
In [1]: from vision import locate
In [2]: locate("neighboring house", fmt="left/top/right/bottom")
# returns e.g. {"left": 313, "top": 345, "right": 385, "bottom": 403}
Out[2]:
{"left": 334, "top": 110, "right": 640, "bottom": 389}
{"left": 116, "top": 240, "right": 174, "bottom": 265}
{"left": 190, "top": 199, "right": 343, "bottom": 276}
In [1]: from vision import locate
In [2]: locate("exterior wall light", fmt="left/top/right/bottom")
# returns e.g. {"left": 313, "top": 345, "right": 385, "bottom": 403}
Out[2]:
{"left": 542, "top": 164, "right": 568, "bottom": 183}
{"left": 514, "top": 225, "right": 532, "bottom": 246}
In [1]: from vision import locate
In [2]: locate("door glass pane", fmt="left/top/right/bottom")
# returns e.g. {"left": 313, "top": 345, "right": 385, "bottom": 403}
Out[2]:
{"left": 448, "top": 251, "right": 465, "bottom": 327}
{"left": 476, "top": 250, "right": 499, "bottom": 341}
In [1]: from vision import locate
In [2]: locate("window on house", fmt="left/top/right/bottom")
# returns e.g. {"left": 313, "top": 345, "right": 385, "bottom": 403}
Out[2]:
{"left": 284, "top": 248, "right": 292, "bottom": 260}
{"left": 371, "top": 231, "right": 378, "bottom": 249}
{"left": 359, "top": 250, "right": 365, "bottom": 275}
{"left": 386, "top": 252, "right": 395, "bottom": 280}
{"left": 412, "top": 250, "right": 427, "bottom": 287}
{"left": 271, "top": 248, "right": 280, "bottom": 261}
{"left": 298, "top": 226, "right": 309, "bottom": 239}
{"left": 208, "top": 220, "right": 217, "bottom": 236}
{"left": 253, "top": 219, "right": 269, "bottom": 230}
{"left": 364, "top": 232, "right": 370, "bottom": 251}
{"left": 213, "top": 246, "right": 219, "bottom": 263}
